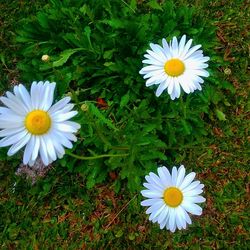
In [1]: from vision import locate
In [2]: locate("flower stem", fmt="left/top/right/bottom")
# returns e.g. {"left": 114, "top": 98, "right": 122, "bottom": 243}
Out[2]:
{"left": 66, "top": 151, "right": 129, "bottom": 160}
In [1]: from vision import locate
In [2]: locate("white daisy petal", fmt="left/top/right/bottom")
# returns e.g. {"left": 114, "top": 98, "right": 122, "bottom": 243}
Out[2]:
{"left": 180, "top": 38, "right": 193, "bottom": 58}
{"left": 167, "top": 77, "right": 175, "bottom": 96}
{"left": 145, "top": 175, "right": 163, "bottom": 190}
{"left": 48, "top": 97, "right": 71, "bottom": 114}
{"left": 179, "top": 172, "right": 196, "bottom": 190}
{"left": 158, "top": 205, "right": 169, "bottom": 224}
{"left": 31, "top": 136, "right": 40, "bottom": 161}
{"left": 141, "top": 189, "right": 162, "bottom": 199}
{"left": 176, "top": 165, "right": 186, "bottom": 187}
{"left": 0, "top": 130, "right": 28, "bottom": 147}
{"left": 7, "top": 133, "right": 31, "bottom": 156}
{"left": 23, "top": 135, "right": 35, "bottom": 164}
{"left": 183, "top": 208, "right": 192, "bottom": 225}
{"left": 141, "top": 198, "right": 163, "bottom": 207}
{"left": 182, "top": 180, "right": 200, "bottom": 192}
{"left": 143, "top": 34, "right": 208, "bottom": 105}
{"left": 39, "top": 136, "right": 50, "bottom": 166}
{"left": 143, "top": 69, "right": 165, "bottom": 79}
{"left": 145, "top": 200, "right": 165, "bottom": 214}
{"left": 160, "top": 212, "right": 169, "bottom": 229}
{"left": 162, "top": 39, "right": 172, "bottom": 59}
{"left": 16, "top": 84, "right": 32, "bottom": 111}
{"left": 175, "top": 206, "right": 187, "bottom": 229}
{"left": 28, "top": 159, "right": 36, "bottom": 167}
{"left": 145, "top": 73, "right": 166, "bottom": 86}
{"left": 0, "top": 82, "right": 79, "bottom": 166}
{"left": 0, "top": 96, "right": 26, "bottom": 115}
{"left": 172, "top": 78, "right": 181, "bottom": 99}
{"left": 52, "top": 131, "right": 73, "bottom": 149}
{"left": 181, "top": 202, "right": 203, "bottom": 216}
{"left": 170, "top": 36, "right": 179, "bottom": 57}
{"left": 63, "top": 132, "right": 77, "bottom": 142}
{"left": 178, "top": 75, "right": 191, "bottom": 94}
{"left": 52, "top": 111, "right": 78, "bottom": 122}
{"left": 191, "top": 69, "right": 210, "bottom": 78}
{"left": 176, "top": 210, "right": 184, "bottom": 230}
{"left": 169, "top": 208, "right": 177, "bottom": 232}
{"left": 185, "top": 195, "right": 206, "bottom": 203}
{"left": 183, "top": 186, "right": 204, "bottom": 196}
{"left": 178, "top": 35, "right": 186, "bottom": 56}
{"left": 171, "top": 166, "right": 178, "bottom": 185}
{"left": 30, "top": 81, "right": 40, "bottom": 109}
{"left": 143, "top": 182, "right": 163, "bottom": 192}
{"left": 0, "top": 127, "right": 25, "bottom": 137}
{"left": 146, "top": 49, "right": 166, "bottom": 63}
{"left": 0, "top": 107, "right": 16, "bottom": 115}
{"left": 141, "top": 165, "right": 205, "bottom": 232}
{"left": 44, "top": 135, "right": 57, "bottom": 161}
{"left": 183, "top": 45, "right": 202, "bottom": 59}
{"left": 0, "top": 113, "right": 23, "bottom": 123}
{"left": 156, "top": 79, "right": 169, "bottom": 97}
{"left": 149, "top": 172, "right": 165, "bottom": 188}
{"left": 157, "top": 166, "right": 172, "bottom": 186}
{"left": 149, "top": 203, "right": 166, "bottom": 221}
{"left": 140, "top": 65, "right": 163, "bottom": 73}
{"left": 142, "top": 59, "right": 163, "bottom": 66}
{"left": 53, "top": 122, "right": 80, "bottom": 133}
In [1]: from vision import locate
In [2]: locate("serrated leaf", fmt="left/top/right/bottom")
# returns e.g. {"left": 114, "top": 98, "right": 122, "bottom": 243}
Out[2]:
{"left": 52, "top": 48, "right": 83, "bottom": 67}
{"left": 89, "top": 103, "right": 118, "bottom": 131}
{"left": 147, "top": 0, "right": 163, "bottom": 11}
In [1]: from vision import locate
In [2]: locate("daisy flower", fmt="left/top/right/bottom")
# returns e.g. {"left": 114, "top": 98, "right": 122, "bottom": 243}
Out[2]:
{"left": 0, "top": 81, "right": 80, "bottom": 166}
{"left": 139, "top": 35, "right": 210, "bottom": 100}
{"left": 141, "top": 165, "right": 205, "bottom": 232}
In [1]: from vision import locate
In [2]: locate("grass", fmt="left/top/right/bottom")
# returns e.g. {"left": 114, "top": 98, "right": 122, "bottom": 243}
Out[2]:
{"left": 0, "top": 0, "right": 249, "bottom": 249}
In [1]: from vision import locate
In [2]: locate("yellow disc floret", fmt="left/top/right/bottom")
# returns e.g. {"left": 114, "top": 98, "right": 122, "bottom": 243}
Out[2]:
{"left": 164, "top": 59, "right": 185, "bottom": 77}
{"left": 25, "top": 110, "right": 51, "bottom": 135}
{"left": 163, "top": 187, "right": 183, "bottom": 207}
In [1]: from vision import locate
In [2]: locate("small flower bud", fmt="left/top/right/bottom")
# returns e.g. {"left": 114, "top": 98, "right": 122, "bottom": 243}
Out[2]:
{"left": 224, "top": 68, "right": 231, "bottom": 75}
{"left": 66, "top": 92, "right": 72, "bottom": 98}
{"left": 41, "top": 55, "right": 50, "bottom": 62}
{"left": 81, "top": 103, "right": 89, "bottom": 112}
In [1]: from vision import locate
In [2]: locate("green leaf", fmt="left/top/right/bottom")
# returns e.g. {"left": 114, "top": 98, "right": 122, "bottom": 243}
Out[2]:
{"left": 115, "top": 229, "right": 124, "bottom": 238}
{"left": 120, "top": 92, "right": 130, "bottom": 108}
{"left": 89, "top": 103, "right": 118, "bottom": 131}
{"left": 52, "top": 48, "right": 83, "bottom": 67}
{"left": 102, "top": 19, "right": 126, "bottom": 29}
{"left": 215, "top": 109, "right": 226, "bottom": 121}
{"left": 103, "top": 49, "right": 117, "bottom": 59}
{"left": 37, "top": 12, "right": 49, "bottom": 29}
{"left": 84, "top": 26, "right": 92, "bottom": 47}
{"left": 147, "top": 0, "right": 163, "bottom": 11}
{"left": 0, "top": 53, "right": 6, "bottom": 65}
{"left": 130, "top": 0, "right": 137, "bottom": 10}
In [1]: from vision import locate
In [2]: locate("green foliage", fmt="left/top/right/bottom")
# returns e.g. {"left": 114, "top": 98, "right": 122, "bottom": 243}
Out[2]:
{"left": 13, "top": 0, "right": 234, "bottom": 191}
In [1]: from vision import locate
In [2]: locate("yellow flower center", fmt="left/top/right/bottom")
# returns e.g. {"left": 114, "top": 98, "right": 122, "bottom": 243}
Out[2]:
{"left": 163, "top": 187, "right": 183, "bottom": 207}
{"left": 25, "top": 110, "right": 51, "bottom": 135}
{"left": 164, "top": 59, "right": 185, "bottom": 77}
